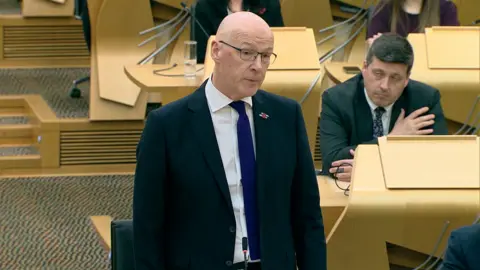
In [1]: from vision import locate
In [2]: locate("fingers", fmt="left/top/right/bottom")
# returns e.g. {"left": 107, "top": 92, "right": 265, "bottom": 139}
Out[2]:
{"left": 407, "top": 107, "right": 429, "bottom": 119}
{"left": 349, "top": 149, "right": 355, "bottom": 156}
{"left": 414, "top": 114, "right": 435, "bottom": 123}
{"left": 395, "top": 109, "right": 405, "bottom": 123}
{"left": 329, "top": 165, "right": 353, "bottom": 182}
{"left": 335, "top": 173, "right": 352, "bottom": 182}
{"left": 331, "top": 159, "right": 354, "bottom": 168}
{"left": 416, "top": 119, "right": 435, "bottom": 129}
{"left": 416, "top": 129, "right": 434, "bottom": 135}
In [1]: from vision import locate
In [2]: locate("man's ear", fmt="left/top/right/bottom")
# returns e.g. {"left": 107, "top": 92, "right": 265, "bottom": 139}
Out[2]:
{"left": 361, "top": 60, "right": 368, "bottom": 76}
{"left": 210, "top": 40, "right": 220, "bottom": 63}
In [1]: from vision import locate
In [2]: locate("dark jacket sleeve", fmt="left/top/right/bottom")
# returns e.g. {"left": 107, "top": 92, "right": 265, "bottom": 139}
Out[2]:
{"left": 367, "top": 1, "right": 391, "bottom": 39}
{"left": 428, "top": 90, "right": 449, "bottom": 135}
{"left": 440, "top": 230, "right": 468, "bottom": 270}
{"left": 263, "top": 0, "right": 284, "bottom": 27}
{"left": 291, "top": 102, "right": 327, "bottom": 270}
{"left": 440, "top": 0, "right": 460, "bottom": 26}
{"left": 319, "top": 91, "right": 363, "bottom": 174}
{"left": 133, "top": 110, "right": 167, "bottom": 270}
{"left": 193, "top": 1, "right": 218, "bottom": 64}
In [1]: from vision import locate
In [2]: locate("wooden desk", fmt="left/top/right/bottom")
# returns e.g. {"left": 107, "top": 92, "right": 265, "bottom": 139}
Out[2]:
{"left": 317, "top": 175, "right": 349, "bottom": 236}
{"left": 125, "top": 64, "right": 205, "bottom": 105}
{"left": 90, "top": 215, "right": 112, "bottom": 251}
{"left": 326, "top": 144, "right": 480, "bottom": 270}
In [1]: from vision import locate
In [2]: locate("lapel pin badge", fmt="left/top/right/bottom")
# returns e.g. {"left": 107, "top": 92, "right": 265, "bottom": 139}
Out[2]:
{"left": 259, "top": 112, "right": 269, "bottom": 119}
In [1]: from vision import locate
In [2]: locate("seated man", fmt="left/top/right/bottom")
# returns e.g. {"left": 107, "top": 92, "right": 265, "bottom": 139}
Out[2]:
{"left": 440, "top": 224, "right": 480, "bottom": 270}
{"left": 319, "top": 33, "right": 448, "bottom": 181}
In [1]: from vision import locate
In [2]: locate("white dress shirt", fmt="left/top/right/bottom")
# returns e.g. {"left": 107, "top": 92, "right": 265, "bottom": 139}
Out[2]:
{"left": 364, "top": 88, "right": 394, "bottom": 136}
{"left": 205, "top": 78, "right": 257, "bottom": 263}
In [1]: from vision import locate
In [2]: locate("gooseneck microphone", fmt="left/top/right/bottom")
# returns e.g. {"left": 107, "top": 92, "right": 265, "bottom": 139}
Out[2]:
{"left": 242, "top": 237, "right": 248, "bottom": 270}
{"left": 180, "top": 2, "right": 209, "bottom": 39}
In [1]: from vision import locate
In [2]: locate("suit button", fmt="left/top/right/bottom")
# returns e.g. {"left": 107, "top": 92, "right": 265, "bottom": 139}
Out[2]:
{"left": 229, "top": 226, "right": 235, "bottom": 233}
{"left": 225, "top": 260, "right": 232, "bottom": 266}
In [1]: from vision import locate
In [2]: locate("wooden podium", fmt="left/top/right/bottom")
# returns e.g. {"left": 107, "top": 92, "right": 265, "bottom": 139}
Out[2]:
{"left": 125, "top": 27, "right": 323, "bottom": 155}
{"left": 327, "top": 135, "right": 480, "bottom": 270}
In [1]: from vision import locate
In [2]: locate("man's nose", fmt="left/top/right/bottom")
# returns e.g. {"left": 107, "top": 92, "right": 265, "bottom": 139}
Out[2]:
{"left": 380, "top": 77, "right": 390, "bottom": 90}
{"left": 251, "top": 54, "right": 263, "bottom": 70}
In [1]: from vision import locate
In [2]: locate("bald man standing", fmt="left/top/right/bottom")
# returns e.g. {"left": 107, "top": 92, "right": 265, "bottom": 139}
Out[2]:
{"left": 133, "top": 12, "right": 326, "bottom": 270}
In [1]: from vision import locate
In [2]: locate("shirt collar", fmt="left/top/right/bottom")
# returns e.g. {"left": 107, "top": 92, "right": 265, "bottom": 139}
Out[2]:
{"left": 363, "top": 88, "right": 394, "bottom": 114}
{"left": 205, "top": 76, "right": 253, "bottom": 113}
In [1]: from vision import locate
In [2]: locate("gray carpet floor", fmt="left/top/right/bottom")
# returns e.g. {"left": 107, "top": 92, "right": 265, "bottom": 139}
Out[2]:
{"left": 0, "top": 175, "right": 133, "bottom": 269}
{"left": 0, "top": 68, "right": 90, "bottom": 118}
{"left": 0, "top": 0, "right": 20, "bottom": 14}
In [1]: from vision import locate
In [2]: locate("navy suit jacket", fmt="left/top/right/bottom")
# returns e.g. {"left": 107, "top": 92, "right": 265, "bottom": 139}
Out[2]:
{"left": 133, "top": 81, "right": 326, "bottom": 270}
{"left": 441, "top": 224, "right": 480, "bottom": 270}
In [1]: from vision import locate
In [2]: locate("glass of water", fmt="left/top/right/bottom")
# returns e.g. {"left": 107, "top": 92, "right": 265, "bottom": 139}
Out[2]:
{"left": 184, "top": 40, "right": 197, "bottom": 78}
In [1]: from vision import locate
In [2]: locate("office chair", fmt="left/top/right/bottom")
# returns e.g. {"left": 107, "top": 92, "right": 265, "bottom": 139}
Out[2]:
{"left": 110, "top": 219, "right": 135, "bottom": 270}
{"left": 70, "top": 0, "right": 91, "bottom": 98}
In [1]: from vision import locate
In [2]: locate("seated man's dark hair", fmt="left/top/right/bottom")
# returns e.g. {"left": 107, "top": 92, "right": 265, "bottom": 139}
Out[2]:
{"left": 366, "top": 33, "right": 414, "bottom": 74}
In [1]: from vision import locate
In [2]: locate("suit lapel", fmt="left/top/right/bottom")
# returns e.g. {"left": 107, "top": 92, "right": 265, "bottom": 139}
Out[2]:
{"left": 188, "top": 85, "right": 233, "bottom": 213}
{"left": 389, "top": 94, "right": 407, "bottom": 132}
{"left": 252, "top": 92, "right": 273, "bottom": 199}
{"left": 354, "top": 78, "right": 374, "bottom": 142}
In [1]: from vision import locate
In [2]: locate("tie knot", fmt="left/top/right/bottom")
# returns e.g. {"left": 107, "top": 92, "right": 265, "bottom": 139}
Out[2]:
{"left": 230, "top": 101, "right": 246, "bottom": 116}
{"left": 374, "top": 107, "right": 385, "bottom": 118}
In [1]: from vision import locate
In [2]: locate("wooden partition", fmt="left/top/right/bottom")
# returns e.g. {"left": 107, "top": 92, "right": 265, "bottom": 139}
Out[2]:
{"left": 88, "top": 0, "right": 155, "bottom": 120}
{"left": 281, "top": 0, "right": 333, "bottom": 32}
{"left": 0, "top": 15, "right": 89, "bottom": 67}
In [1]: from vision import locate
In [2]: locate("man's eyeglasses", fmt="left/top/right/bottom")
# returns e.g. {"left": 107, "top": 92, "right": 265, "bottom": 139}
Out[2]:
{"left": 219, "top": 41, "right": 277, "bottom": 65}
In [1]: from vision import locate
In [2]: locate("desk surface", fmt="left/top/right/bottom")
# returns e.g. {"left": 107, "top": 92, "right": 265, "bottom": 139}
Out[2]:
{"left": 124, "top": 64, "right": 205, "bottom": 89}
{"left": 317, "top": 175, "right": 348, "bottom": 207}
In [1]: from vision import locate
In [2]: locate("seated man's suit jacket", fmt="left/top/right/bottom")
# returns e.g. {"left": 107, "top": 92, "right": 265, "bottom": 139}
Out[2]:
{"left": 441, "top": 224, "right": 480, "bottom": 270}
{"left": 133, "top": 80, "right": 326, "bottom": 270}
{"left": 194, "top": 0, "right": 284, "bottom": 63}
{"left": 319, "top": 74, "right": 449, "bottom": 174}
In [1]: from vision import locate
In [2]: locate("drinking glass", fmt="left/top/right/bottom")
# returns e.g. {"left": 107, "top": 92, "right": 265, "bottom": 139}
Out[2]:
{"left": 184, "top": 41, "right": 197, "bottom": 77}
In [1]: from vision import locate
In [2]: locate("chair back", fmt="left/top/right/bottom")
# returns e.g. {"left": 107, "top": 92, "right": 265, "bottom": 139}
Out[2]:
{"left": 111, "top": 220, "right": 135, "bottom": 270}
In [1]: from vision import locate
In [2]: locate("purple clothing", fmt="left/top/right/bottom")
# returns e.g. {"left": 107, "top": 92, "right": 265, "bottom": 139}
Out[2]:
{"left": 367, "top": 0, "right": 460, "bottom": 39}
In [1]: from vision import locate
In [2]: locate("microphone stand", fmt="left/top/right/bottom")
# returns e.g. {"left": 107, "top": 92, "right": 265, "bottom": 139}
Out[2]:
{"left": 180, "top": 2, "right": 209, "bottom": 38}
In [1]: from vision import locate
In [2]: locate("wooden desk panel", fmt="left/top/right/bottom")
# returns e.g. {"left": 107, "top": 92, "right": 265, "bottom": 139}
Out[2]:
{"left": 326, "top": 145, "right": 480, "bottom": 270}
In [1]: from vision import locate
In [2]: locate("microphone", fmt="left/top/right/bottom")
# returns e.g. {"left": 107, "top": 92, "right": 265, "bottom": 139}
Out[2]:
{"left": 413, "top": 220, "right": 451, "bottom": 270}
{"left": 180, "top": 1, "right": 209, "bottom": 39}
{"left": 242, "top": 237, "right": 248, "bottom": 270}
{"left": 433, "top": 215, "right": 480, "bottom": 270}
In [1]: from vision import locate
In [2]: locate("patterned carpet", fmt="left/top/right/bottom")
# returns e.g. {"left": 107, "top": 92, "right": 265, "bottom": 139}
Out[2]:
{"left": 0, "top": 0, "right": 20, "bottom": 14}
{"left": 0, "top": 175, "right": 134, "bottom": 269}
{"left": 0, "top": 68, "right": 90, "bottom": 118}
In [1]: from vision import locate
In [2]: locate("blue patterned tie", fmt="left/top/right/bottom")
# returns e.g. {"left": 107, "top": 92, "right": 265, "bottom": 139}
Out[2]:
{"left": 373, "top": 107, "right": 386, "bottom": 138}
{"left": 229, "top": 101, "right": 260, "bottom": 260}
